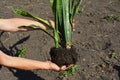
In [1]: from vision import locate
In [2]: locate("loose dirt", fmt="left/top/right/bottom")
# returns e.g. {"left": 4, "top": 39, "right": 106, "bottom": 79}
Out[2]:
{"left": 0, "top": 0, "right": 120, "bottom": 80}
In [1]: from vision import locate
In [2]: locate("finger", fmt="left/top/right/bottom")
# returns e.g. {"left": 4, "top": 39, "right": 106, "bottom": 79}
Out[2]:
{"left": 72, "top": 23, "right": 75, "bottom": 31}
{"left": 72, "top": 20, "right": 75, "bottom": 31}
{"left": 53, "top": 65, "right": 60, "bottom": 71}
{"left": 60, "top": 64, "right": 74, "bottom": 71}
{"left": 67, "top": 64, "right": 74, "bottom": 69}
{"left": 48, "top": 20, "right": 55, "bottom": 28}
{"left": 60, "top": 66, "right": 67, "bottom": 71}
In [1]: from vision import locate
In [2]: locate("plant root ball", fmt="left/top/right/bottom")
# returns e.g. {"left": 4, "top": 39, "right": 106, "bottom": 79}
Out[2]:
{"left": 50, "top": 46, "right": 77, "bottom": 67}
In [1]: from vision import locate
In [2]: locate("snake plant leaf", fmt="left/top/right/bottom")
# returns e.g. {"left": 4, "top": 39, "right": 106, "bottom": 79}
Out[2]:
{"left": 57, "top": 0, "right": 63, "bottom": 26}
{"left": 13, "top": 0, "right": 83, "bottom": 49}
{"left": 13, "top": 9, "right": 32, "bottom": 17}
{"left": 50, "top": 0, "right": 56, "bottom": 15}
{"left": 19, "top": 25, "right": 54, "bottom": 39}
{"left": 62, "top": 0, "right": 72, "bottom": 48}
{"left": 71, "top": 0, "right": 82, "bottom": 20}
{"left": 52, "top": 0, "right": 74, "bottom": 48}
{"left": 50, "top": 0, "right": 58, "bottom": 48}
{"left": 50, "top": 0, "right": 63, "bottom": 24}
{"left": 56, "top": 0, "right": 64, "bottom": 40}
{"left": 13, "top": 9, "right": 54, "bottom": 29}
{"left": 54, "top": 0, "right": 59, "bottom": 48}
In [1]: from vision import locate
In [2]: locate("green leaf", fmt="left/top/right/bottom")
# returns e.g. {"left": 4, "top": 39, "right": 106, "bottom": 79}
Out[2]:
{"left": 18, "top": 48, "right": 26, "bottom": 57}
{"left": 78, "top": 8, "right": 84, "bottom": 13}
{"left": 13, "top": 9, "right": 32, "bottom": 17}
{"left": 13, "top": 0, "right": 83, "bottom": 49}
{"left": 62, "top": 0, "right": 72, "bottom": 48}
{"left": 54, "top": 0, "right": 59, "bottom": 48}
{"left": 62, "top": 65, "right": 79, "bottom": 77}
{"left": 111, "top": 50, "right": 117, "bottom": 59}
{"left": 115, "top": 15, "right": 120, "bottom": 22}
{"left": 71, "top": 0, "right": 83, "bottom": 21}
{"left": 104, "top": 15, "right": 114, "bottom": 21}
{"left": 50, "top": 0, "right": 56, "bottom": 15}
{"left": 52, "top": 0, "right": 83, "bottom": 48}
{"left": 13, "top": 9, "right": 54, "bottom": 29}
{"left": 19, "top": 25, "right": 54, "bottom": 40}
{"left": 57, "top": 0, "right": 63, "bottom": 26}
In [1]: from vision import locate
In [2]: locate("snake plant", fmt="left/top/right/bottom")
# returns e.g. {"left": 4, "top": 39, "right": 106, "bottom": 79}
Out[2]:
{"left": 13, "top": 0, "right": 82, "bottom": 49}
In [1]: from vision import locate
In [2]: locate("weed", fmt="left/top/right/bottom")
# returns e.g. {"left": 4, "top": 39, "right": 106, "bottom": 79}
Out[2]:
{"left": 104, "top": 14, "right": 120, "bottom": 22}
{"left": 104, "top": 15, "right": 114, "bottom": 22}
{"left": 62, "top": 65, "right": 79, "bottom": 77}
{"left": 116, "top": 15, "right": 120, "bottom": 22}
{"left": 110, "top": 50, "right": 117, "bottom": 59}
{"left": 78, "top": 8, "right": 84, "bottom": 13}
{"left": 18, "top": 48, "right": 26, "bottom": 57}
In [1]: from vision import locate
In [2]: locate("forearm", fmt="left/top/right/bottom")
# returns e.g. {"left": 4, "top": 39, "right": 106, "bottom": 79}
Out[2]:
{"left": 0, "top": 18, "right": 48, "bottom": 32}
{"left": 0, "top": 19, "right": 6, "bottom": 30}
{"left": 0, "top": 51, "right": 50, "bottom": 70}
{"left": 7, "top": 57, "right": 50, "bottom": 70}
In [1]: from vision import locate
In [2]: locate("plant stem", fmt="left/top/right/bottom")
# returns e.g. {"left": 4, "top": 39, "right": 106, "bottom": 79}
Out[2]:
{"left": 54, "top": 0, "right": 59, "bottom": 48}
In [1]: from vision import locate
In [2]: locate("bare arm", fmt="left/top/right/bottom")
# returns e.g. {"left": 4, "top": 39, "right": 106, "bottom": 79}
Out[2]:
{"left": 0, "top": 50, "right": 60, "bottom": 71}
{"left": 0, "top": 18, "right": 71, "bottom": 71}
{"left": 0, "top": 18, "right": 57, "bottom": 70}
{"left": 0, "top": 18, "right": 48, "bottom": 32}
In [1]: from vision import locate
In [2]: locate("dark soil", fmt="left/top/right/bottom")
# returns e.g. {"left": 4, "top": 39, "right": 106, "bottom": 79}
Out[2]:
{"left": 50, "top": 46, "right": 77, "bottom": 67}
{"left": 0, "top": 0, "right": 120, "bottom": 80}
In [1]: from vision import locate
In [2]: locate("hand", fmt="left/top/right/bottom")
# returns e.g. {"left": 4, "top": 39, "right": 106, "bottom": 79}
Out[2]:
{"left": 0, "top": 18, "right": 75, "bottom": 32}
{"left": 46, "top": 61, "right": 73, "bottom": 71}
{"left": 0, "top": 18, "right": 48, "bottom": 32}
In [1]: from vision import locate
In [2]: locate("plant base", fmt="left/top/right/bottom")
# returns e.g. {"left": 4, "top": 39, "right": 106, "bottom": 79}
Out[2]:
{"left": 50, "top": 46, "right": 77, "bottom": 67}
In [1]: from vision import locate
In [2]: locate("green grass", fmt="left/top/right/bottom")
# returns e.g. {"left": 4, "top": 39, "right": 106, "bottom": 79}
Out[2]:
{"left": 110, "top": 50, "right": 117, "bottom": 59}
{"left": 78, "top": 8, "right": 84, "bottom": 13}
{"left": 18, "top": 48, "right": 26, "bottom": 57}
{"left": 62, "top": 65, "right": 79, "bottom": 77}
{"left": 104, "top": 14, "right": 120, "bottom": 22}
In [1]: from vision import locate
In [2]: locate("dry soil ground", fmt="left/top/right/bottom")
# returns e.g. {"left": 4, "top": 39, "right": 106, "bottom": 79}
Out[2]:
{"left": 0, "top": 0, "right": 120, "bottom": 80}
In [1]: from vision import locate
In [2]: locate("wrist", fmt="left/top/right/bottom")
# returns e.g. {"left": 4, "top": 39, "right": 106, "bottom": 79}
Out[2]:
{"left": 45, "top": 61, "right": 52, "bottom": 70}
